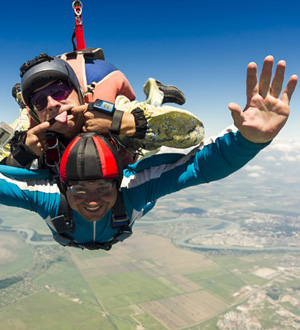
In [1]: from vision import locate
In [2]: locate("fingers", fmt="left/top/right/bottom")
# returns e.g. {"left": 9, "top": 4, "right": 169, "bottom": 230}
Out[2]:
{"left": 281, "top": 74, "right": 298, "bottom": 105}
{"left": 25, "top": 122, "right": 50, "bottom": 154}
{"left": 246, "top": 62, "right": 258, "bottom": 103}
{"left": 71, "top": 105, "right": 88, "bottom": 115}
{"left": 29, "top": 121, "right": 50, "bottom": 135}
{"left": 27, "top": 123, "right": 48, "bottom": 143}
{"left": 270, "top": 60, "right": 285, "bottom": 98}
{"left": 38, "top": 139, "right": 49, "bottom": 152}
{"left": 259, "top": 55, "right": 274, "bottom": 98}
{"left": 248, "top": 56, "right": 296, "bottom": 102}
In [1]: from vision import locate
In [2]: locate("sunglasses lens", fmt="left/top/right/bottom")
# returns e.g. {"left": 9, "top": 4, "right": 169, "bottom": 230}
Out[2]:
{"left": 31, "top": 95, "right": 47, "bottom": 111}
{"left": 52, "top": 90, "right": 71, "bottom": 101}
{"left": 31, "top": 81, "right": 73, "bottom": 111}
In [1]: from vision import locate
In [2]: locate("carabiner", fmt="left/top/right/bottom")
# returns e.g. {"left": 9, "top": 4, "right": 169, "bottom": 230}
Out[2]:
{"left": 72, "top": 0, "right": 83, "bottom": 16}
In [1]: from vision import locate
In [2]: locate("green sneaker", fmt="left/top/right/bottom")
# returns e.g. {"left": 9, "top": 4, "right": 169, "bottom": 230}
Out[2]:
{"left": 143, "top": 78, "right": 186, "bottom": 107}
{"left": 131, "top": 103, "right": 205, "bottom": 151}
{"left": 116, "top": 92, "right": 204, "bottom": 152}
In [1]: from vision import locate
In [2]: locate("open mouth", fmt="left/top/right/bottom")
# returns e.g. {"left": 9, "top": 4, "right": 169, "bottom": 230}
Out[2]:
{"left": 84, "top": 205, "right": 102, "bottom": 212}
{"left": 48, "top": 110, "right": 72, "bottom": 125}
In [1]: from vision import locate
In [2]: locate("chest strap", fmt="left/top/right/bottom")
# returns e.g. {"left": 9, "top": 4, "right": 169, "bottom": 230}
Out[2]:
{"left": 50, "top": 190, "right": 132, "bottom": 251}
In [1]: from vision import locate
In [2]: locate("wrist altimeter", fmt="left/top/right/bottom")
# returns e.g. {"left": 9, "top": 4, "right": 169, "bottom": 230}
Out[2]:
{"left": 88, "top": 99, "right": 115, "bottom": 116}
{"left": 88, "top": 99, "right": 124, "bottom": 135}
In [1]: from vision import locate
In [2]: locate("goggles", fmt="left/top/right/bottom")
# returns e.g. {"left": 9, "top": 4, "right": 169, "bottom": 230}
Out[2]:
{"left": 66, "top": 179, "right": 115, "bottom": 199}
{"left": 31, "top": 81, "right": 73, "bottom": 111}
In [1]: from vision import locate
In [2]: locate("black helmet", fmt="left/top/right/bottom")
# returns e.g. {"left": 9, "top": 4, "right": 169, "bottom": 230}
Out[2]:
{"left": 20, "top": 53, "right": 84, "bottom": 109}
{"left": 60, "top": 133, "right": 123, "bottom": 187}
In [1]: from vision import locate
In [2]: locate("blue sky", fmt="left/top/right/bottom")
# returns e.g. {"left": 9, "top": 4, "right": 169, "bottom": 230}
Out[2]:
{"left": 0, "top": 0, "right": 299, "bottom": 139}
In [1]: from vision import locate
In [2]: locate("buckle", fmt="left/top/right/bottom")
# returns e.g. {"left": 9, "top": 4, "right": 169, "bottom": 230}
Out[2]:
{"left": 51, "top": 215, "right": 74, "bottom": 234}
{"left": 111, "top": 211, "right": 129, "bottom": 227}
{"left": 81, "top": 242, "right": 112, "bottom": 251}
{"left": 44, "top": 135, "right": 60, "bottom": 168}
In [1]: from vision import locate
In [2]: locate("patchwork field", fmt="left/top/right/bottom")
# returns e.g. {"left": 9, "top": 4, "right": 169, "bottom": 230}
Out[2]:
{"left": 0, "top": 224, "right": 238, "bottom": 329}
{"left": 2, "top": 220, "right": 300, "bottom": 329}
{"left": 68, "top": 233, "right": 231, "bottom": 328}
{"left": 0, "top": 158, "right": 299, "bottom": 329}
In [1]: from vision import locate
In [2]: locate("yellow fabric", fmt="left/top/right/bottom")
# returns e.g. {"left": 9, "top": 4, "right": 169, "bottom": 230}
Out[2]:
{"left": 0, "top": 107, "right": 30, "bottom": 160}
{"left": 116, "top": 95, "right": 205, "bottom": 151}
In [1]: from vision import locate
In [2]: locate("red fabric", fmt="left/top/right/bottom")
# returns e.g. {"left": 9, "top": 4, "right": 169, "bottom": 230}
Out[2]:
{"left": 92, "top": 136, "right": 119, "bottom": 179}
{"left": 74, "top": 6, "right": 86, "bottom": 50}
{"left": 60, "top": 136, "right": 82, "bottom": 181}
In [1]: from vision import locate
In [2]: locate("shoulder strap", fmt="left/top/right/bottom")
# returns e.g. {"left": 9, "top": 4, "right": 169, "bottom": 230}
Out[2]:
{"left": 59, "top": 48, "right": 105, "bottom": 95}
{"left": 49, "top": 194, "right": 74, "bottom": 234}
{"left": 60, "top": 51, "right": 87, "bottom": 94}
{"left": 111, "top": 190, "right": 129, "bottom": 227}
{"left": 109, "top": 190, "right": 132, "bottom": 243}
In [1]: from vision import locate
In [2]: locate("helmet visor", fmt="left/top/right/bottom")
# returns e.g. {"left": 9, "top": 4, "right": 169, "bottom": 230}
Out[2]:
{"left": 66, "top": 179, "right": 115, "bottom": 200}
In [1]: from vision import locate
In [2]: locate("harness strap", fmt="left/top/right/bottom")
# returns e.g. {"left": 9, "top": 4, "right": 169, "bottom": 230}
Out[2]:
{"left": 61, "top": 47, "right": 105, "bottom": 61}
{"left": 50, "top": 194, "right": 74, "bottom": 234}
{"left": 111, "top": 189, "right": 129, "bottom": 226}
{"left": 59, "top": 48, "right": 105, "bottom": 98}
{"left": 72, "top": 1, "right": 86, "bottom": 50}
{"left": 43, "top": 135, "right": 60, "bottom": 169}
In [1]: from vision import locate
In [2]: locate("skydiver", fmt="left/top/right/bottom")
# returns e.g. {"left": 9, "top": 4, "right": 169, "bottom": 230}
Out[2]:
{"left": 1, "top": 53, "right": 204, "bottom": 169}
{"left": 0, "top": 56, "right": 297, "bottom": 250}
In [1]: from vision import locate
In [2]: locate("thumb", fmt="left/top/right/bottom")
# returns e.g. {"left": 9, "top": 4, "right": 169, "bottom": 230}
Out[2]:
{"left": 228, "top": 102, "right": 246, "bottom": 130}
{"left": 228, "top": 102, "right": 242, "bottom": 120}
{"left": 228, "top": 102, "right": 242, "bottom": 113}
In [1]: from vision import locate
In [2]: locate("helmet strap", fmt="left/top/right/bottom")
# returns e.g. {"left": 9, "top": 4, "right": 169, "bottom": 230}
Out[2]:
{"left": 28, "top": 109, "right": 41, "bottom": 124}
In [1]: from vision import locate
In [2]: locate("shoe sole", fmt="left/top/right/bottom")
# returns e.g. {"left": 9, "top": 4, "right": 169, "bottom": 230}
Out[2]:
{"left": 133, "top": 104, "right": 205, "bottom": 150}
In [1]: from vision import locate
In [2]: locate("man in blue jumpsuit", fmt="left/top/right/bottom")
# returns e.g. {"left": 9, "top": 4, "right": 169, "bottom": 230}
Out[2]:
{"left": 0, "top": 56, "right": 297, "bottom": 250}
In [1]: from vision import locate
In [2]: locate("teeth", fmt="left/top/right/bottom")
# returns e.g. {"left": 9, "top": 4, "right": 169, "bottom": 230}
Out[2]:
{"left": 85, "top": 205, "right": 101, "bottom": 211}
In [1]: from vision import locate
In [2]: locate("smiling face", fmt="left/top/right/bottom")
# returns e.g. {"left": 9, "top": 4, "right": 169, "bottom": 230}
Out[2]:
{"left": 66, "top": 180, "right": 118, "bottom": 222}
{"left": 31, "top": 80, "right": 84, "bottom": 138}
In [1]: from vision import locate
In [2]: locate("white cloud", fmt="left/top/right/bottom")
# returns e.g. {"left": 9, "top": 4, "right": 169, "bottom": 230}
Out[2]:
{"left": 270, "top": 143, "right": 293, "bottom": 153}
{"left": 279, "top": 155, "right": 300, "bottom": 162}
{"left": 270, "top": 138, "right": 300, "bottom": 153}
{"left": 248, "top": 172, "right": 261, "bottom": 178}
{"left": 262, "top": 138, "right": 300, "bottom": 163}
{"left": 244, "top": 165, "right": 266, "bottom": 178}
{"left": 244, "top": 165, "right": 264, "bottom": 172}
{"left": 264, "top": 156, "right": 276, "bottom": 162}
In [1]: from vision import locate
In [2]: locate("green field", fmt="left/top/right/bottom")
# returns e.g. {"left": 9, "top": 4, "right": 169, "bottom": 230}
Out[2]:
{"left": 0, "top": 231, "right": 34, "bottom": 278}
{"left": 2, "top": 226, "right": 300, "bottom": 329}
{"left": 1, "top": 176, "right": 300, "bottom": 329}
{"left": 0, "top": 291, "right": 114, "bottom": 330}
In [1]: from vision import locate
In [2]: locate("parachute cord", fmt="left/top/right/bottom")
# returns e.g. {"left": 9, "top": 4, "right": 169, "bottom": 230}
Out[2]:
{"left": 72, "top": 1, "right": 86, "bottom": 50}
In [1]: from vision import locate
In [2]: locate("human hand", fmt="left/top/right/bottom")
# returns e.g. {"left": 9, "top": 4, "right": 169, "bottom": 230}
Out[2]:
{"left": 228, "top": 56, "right": 298, "bottom": 143}
{"left": 71, "top": 104, "right": 112, "bottom": 134}
{"left": 25, "top": 121, "right": 51, "bottom": 156}
{"left": 71, "top": 104, "right": 136, "bottom": 136}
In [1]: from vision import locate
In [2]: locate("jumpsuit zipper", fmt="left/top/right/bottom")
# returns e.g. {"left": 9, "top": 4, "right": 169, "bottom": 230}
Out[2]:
{"left": 93, "top": 221, "right": 96, "bottom": 242}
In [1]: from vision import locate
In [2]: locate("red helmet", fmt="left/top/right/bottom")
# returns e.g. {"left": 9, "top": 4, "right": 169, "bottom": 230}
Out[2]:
{"left": 60, "top": 133, "right": 123, "bottom": 187}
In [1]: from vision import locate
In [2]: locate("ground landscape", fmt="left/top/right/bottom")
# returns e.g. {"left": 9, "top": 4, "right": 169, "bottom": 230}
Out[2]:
{"left": 0, "top": 140, "right": 300, "bottom": 329}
